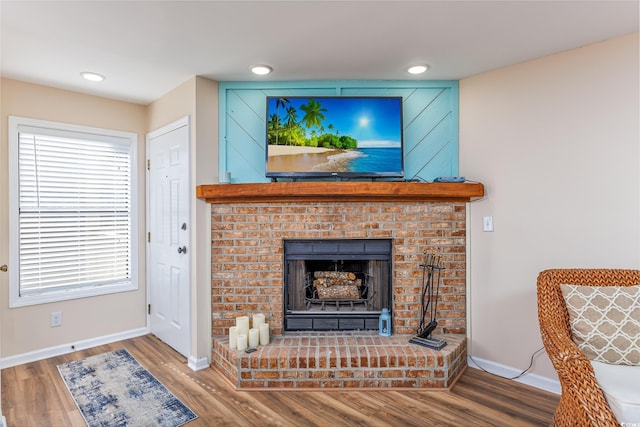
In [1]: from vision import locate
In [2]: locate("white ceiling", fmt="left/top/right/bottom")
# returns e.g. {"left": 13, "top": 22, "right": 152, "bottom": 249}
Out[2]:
{"left": 1, "top": 1, "right": 638, "bottom": 105}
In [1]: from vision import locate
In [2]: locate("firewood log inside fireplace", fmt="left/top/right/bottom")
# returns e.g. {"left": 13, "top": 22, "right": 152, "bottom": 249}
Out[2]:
{"left": 313, "top": 271, "right": 361, "bottom": 287}
{"left": 313, "top": 271, "right": 362, "bottom": 299}
{"left": 315, "top": 285, "right": 361, "bottom": 300}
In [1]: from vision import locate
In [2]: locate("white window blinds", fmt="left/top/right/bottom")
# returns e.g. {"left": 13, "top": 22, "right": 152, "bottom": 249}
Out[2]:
{"left": 10, "top": 117, "right": 137, "bottom": 305}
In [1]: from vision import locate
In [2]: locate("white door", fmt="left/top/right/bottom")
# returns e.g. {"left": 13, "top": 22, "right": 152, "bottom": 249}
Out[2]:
{"left": 147, "top": 117, "right": 190, "bottom": 357}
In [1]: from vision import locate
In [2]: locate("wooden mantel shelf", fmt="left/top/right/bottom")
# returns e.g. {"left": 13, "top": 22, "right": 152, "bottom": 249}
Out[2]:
{"left": 196, "top": 181, "right": 484, "bottom": 204}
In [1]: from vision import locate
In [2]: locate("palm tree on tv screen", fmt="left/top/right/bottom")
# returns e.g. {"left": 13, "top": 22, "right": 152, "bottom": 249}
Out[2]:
{"left": 268, "top": 114, "right": 280, "bottom": 144}
{"left": 284, "top": 106, "right": 299, "bottom": 146}
{"left": 300, "top": 99, "right": 327, "bottom": 131}
{"left": 274, "top": 97, "right": 289, "bottom": 146}
{"left": 267, "top": 98, "right": 358, "bottom": 150}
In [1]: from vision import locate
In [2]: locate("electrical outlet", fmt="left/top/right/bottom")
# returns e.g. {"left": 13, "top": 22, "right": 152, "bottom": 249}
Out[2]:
{"left": 50, "top": 311, "right": 62, "bottom": 327}
{"left": 482, "top": 216, "right": 494, "bottom": 232}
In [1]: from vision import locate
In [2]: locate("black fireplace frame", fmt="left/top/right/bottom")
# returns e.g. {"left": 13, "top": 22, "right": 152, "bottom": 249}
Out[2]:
{"left": 283, "top": 239, "right": 392, "bottom": 331}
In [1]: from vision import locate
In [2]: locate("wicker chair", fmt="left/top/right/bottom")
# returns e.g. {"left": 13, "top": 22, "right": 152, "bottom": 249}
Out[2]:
{"left": 537, "top": 268, "right": 640, "bottom": 427}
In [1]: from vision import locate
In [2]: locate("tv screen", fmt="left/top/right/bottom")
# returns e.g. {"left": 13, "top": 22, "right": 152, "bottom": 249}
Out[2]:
{"left": 266, "top": 96, "right": 404, "bottom": 179}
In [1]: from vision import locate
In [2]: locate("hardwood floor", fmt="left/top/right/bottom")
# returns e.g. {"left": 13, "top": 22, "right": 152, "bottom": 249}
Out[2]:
{"left": 2, "top": 334, "right": 559, "bottom": 426}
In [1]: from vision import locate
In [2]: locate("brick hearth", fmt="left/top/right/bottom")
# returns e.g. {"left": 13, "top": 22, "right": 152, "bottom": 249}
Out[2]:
{"left": 198, "top": 182, "right": 484, "bottom": 389}
{"left": 212, "top": 332, "right": 466, "bottom": 389}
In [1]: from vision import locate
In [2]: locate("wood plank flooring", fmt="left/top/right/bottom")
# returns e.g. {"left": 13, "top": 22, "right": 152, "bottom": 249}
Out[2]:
{"left": 1, "top": 334, "right": 559, "bottom": 426}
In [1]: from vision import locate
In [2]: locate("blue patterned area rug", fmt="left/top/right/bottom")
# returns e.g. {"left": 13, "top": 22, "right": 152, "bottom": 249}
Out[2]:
{"left": 58, "top": 348, "right": 197, "bottom": 427}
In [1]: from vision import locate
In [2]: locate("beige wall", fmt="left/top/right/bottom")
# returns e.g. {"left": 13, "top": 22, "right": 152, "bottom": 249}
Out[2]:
{"left": 193, "top": 77, "right": 218, "bottom": 360}
{"left": 0, "top": 79, "right": 148, "bottom": 356}
{"left": 146, "top": 76, "right": 218, "bottom": 363}
{"left": 460, "top": 33, "right": 640, "bottom": 382}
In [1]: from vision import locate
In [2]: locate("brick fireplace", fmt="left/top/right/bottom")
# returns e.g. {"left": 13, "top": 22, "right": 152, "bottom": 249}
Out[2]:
{"left": 198, "top": 182, "right": 483, "bottom": 389}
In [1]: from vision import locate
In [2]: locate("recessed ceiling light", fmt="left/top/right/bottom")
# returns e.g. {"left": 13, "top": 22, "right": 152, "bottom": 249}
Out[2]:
{"left": 407, "top": 65, "right": 430, "bottom": 75}
{"left": 250, "top": 65, "right": 273, "bottom": 75}
{"left": 81, "top": 72, "right": 105, "bottom": 82}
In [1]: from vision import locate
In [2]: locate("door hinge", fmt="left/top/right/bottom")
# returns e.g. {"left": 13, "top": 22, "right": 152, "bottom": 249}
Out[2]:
{"left": 148, "top": 304, "right": 151, "bottom": 315}
{"left": 147, "top": 159, "right": 150, "bottom": 170}
{"left": 147, "top": 232, "right": 151, "bottom": 243}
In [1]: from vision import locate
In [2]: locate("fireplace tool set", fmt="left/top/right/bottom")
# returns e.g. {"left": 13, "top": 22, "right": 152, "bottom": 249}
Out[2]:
{"left": 409, "top": 250, "right": 447, "bottom": 350}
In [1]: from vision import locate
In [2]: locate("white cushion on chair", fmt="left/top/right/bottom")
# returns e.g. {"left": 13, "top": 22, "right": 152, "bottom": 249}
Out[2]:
{"left": 591, "top": 360, "right": 640, "bottom": 424}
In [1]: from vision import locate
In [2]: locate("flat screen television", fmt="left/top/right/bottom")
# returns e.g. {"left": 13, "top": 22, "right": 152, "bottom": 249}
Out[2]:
{"left": 265, "top": 96, "right": 404, "bottom": 179}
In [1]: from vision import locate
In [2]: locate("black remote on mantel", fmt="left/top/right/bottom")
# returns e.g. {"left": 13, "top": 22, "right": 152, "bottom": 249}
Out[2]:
{"left": 433, "top": 176, "right": 465, "bottom": 183}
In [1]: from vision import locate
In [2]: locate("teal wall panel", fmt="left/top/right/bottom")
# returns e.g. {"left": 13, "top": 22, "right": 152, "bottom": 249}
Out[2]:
{"left": 219, "top": 81, "right": 458, "bottom": 183}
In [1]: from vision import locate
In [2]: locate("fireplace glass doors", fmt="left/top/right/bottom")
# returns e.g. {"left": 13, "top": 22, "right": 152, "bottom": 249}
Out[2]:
{"left": 283, "top": 239, "right": 392, "bottom": 331}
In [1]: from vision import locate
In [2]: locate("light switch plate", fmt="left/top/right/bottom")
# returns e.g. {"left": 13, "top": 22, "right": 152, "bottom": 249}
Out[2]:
{"left": 482, "top": 216, "right": 494, "bottom": 232}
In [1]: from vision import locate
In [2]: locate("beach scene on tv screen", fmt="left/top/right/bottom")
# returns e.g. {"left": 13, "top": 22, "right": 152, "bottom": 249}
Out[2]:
{"left": 266, "top": 97, "right": 403, "bottom": 175}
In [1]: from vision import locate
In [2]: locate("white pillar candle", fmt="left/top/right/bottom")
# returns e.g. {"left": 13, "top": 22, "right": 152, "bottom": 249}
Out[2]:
{"left": 237, "top": 334, "right": 248, "bottom": 351}
{"left": 252, "top": 313, "right": 265, "bottom": 329}
{"left": 248, "top": 328, "right": 259, "bottom": 348}
{"left": 259, "top": 322, "right": 270, "bottom": 345}
{"left": 236, "top": 316, "right": 249, "bottom": 337}
{"left": 228, "top": 326, "right": 238, "bottom": 350}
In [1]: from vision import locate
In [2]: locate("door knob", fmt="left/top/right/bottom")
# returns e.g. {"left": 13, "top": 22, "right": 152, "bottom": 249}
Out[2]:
{"left": 177, "top": 246, "right": 187, "bottom": 254}
{"left": 1, "top": 264, "right": 7, "bottom": 272}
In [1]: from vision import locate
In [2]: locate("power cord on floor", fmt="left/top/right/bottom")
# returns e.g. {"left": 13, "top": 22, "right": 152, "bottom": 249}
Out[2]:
{"left": 468, "top": 347, "right": 546, "bottom": 380}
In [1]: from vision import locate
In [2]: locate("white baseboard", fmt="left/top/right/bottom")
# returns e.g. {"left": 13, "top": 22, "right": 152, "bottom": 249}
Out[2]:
{"left": 188, "top": 355, "right": 210, "bottom": 371}
{"left": 0, "top": 415, "right": 6, "bottom": 427}
{"left": 467, "top": 355, "right": 561, "bottom": 395}
{"left": 0, "top": 327, "right": 149, "bottom": 369}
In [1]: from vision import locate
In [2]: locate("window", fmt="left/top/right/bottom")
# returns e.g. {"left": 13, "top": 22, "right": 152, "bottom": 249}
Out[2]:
{"left": 9, "top": 116, "right": 138, "bottom": 307}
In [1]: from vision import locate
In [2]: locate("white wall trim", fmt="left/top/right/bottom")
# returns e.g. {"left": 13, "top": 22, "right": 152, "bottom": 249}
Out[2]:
{"left": 467, "top": 356, "right": 561, "bottom": 395}
{"left": 0, "top": 327, "right": 149, "bottom": 369}
{"left": 187, "top": 355, "right": 210, "bottom": 371}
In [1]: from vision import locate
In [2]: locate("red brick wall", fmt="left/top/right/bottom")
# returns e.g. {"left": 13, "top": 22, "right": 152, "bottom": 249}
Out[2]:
{"left": 211, "top": 201, "right": 467, "bottom": 336}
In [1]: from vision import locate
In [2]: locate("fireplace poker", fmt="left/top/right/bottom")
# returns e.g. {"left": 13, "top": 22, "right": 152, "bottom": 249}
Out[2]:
{"left": 410, "top": 250, "right": 447, "bottom": 350}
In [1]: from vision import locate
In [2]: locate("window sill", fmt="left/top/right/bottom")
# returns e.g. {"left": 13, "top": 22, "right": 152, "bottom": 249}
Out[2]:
{"left": 9, "top": 282, "right": 139, "bottom": 308}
